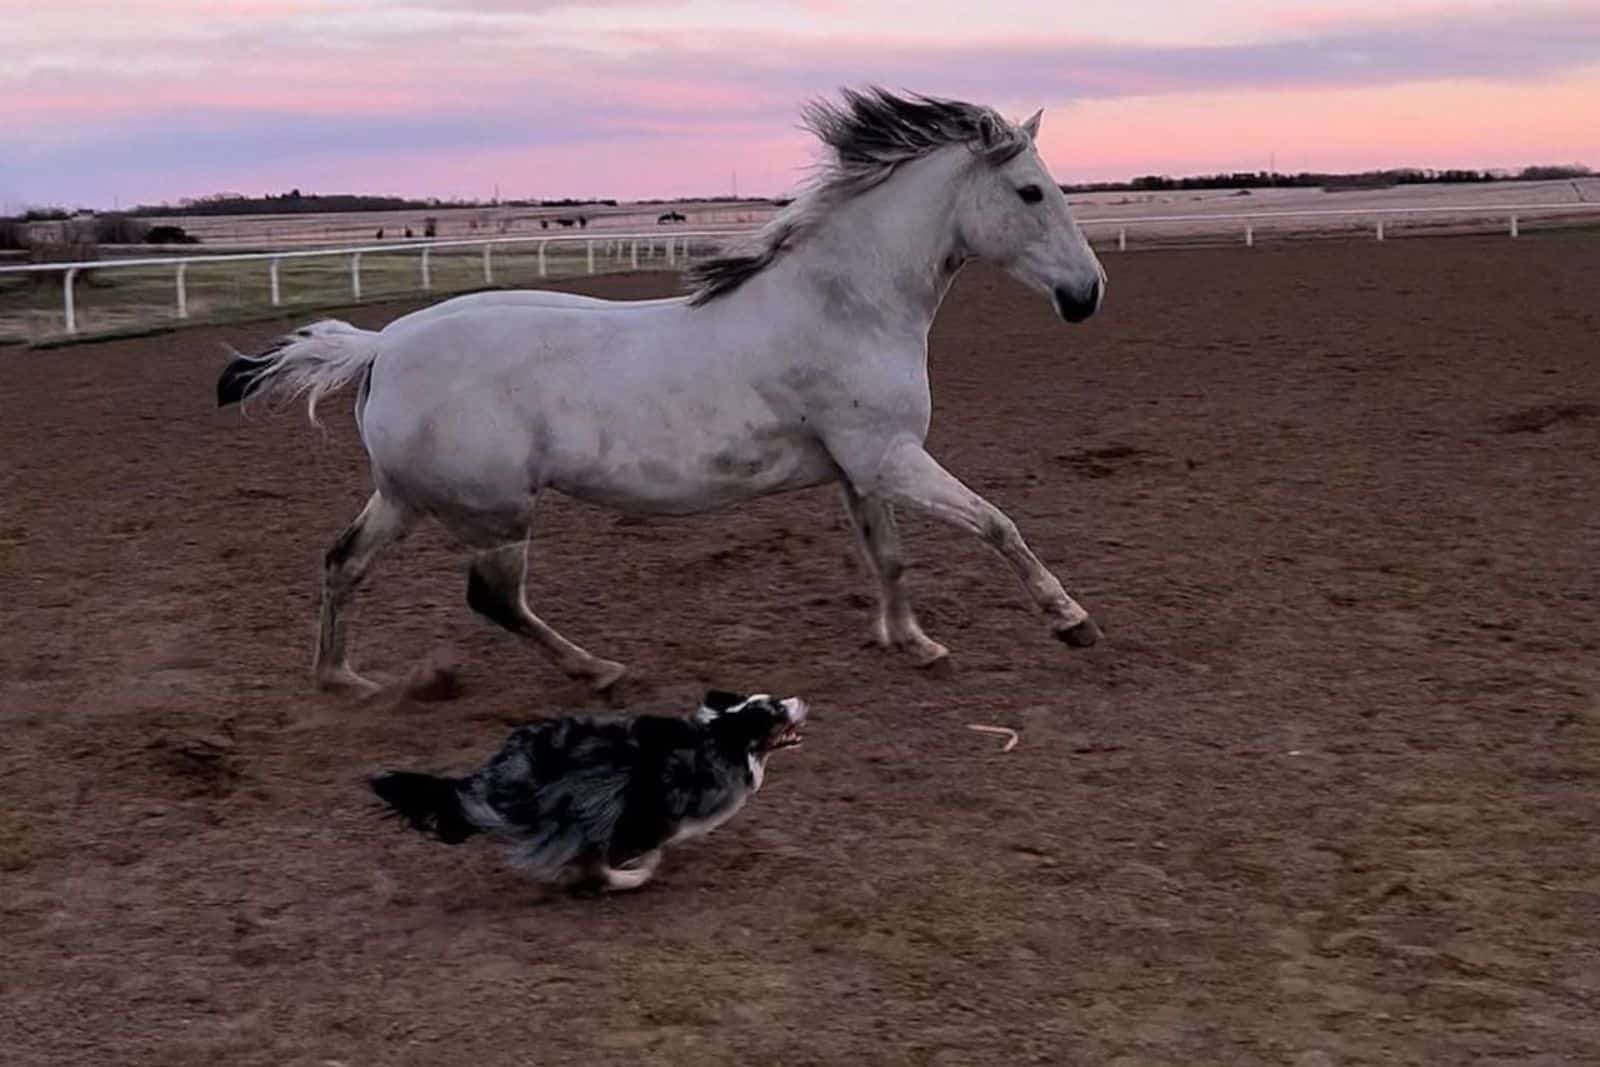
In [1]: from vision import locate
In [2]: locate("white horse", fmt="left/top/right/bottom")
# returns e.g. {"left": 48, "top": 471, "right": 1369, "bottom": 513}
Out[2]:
{"left": 218, "top": 89, "right": 1108, "bottom": 696}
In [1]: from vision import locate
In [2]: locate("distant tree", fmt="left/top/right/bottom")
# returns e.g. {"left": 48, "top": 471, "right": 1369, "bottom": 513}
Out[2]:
{"left": 145, "top": 224, "right": 198, "bottom": 244}
{"left": 92, "top": 213, "right": 148, "bottom": 243}
{"left": 0, "top": 218, "right": 28, "bottom": 250}
{"left": 1518, "top": 164, "right": 1593, "bottom": 181}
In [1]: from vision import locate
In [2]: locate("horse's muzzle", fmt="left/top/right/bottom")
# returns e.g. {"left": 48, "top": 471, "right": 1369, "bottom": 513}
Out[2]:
{"left": 1053, "top": 280, "right": 1101, "bottom": 323}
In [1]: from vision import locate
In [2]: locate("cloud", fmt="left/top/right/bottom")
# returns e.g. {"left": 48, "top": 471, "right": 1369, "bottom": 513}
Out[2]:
{"left": 619, "top": 5, "right": 1600, "bottom": 103}
{"left": 9, "top": 1, "right": 1600, "bottom": 205}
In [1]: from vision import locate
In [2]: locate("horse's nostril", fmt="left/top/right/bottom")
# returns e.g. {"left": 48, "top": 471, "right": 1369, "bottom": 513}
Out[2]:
{"left": 1054, "top": 280, "right": 1099, "bottom": 323}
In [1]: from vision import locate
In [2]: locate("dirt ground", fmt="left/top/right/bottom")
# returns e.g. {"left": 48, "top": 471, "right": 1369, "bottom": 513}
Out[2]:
{"left": 2, "top": 236, "right": 1598, "bottom": 1066}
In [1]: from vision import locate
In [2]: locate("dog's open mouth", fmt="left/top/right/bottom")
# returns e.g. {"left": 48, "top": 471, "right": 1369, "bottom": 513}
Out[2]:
{"left": 768, "top": 724, "right": 805, "bottom": 751}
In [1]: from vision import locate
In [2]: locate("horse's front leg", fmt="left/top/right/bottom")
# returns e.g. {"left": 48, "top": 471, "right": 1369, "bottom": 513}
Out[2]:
{"left": 839, "top": 484, "right": 949, "bottom": 666}
{"left": 867, "top": 440, "right": 1101, "bottom": 647}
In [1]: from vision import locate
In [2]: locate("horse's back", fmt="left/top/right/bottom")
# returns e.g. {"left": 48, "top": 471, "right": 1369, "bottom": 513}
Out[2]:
{"left": 387, "top": 288, "right": 688, "bottom": 331}
{"left": 359, "top": 294, "right": 716, "bottom": 508}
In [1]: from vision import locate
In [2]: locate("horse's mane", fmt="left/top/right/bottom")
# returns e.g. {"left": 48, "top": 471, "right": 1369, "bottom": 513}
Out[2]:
{"left": 685, "top": 87, "right": 1029, "bottom": 307}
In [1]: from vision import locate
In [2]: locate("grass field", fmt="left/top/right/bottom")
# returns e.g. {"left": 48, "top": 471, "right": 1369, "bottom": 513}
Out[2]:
{"left": 0, "top": 238, "right": 701, "bottom": 344}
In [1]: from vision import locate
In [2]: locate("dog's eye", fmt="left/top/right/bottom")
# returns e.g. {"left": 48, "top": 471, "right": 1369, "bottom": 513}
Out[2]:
{"left": 1017, "top": 184, "right": 1043, "bottom": 204}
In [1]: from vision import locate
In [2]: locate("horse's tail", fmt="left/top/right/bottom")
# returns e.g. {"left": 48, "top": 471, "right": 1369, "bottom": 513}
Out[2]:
{"left": 216, "top": 319, "right": 381, "bottom": 427}
{"left": 369, "top": 771, "right": 482, "bottom": 845}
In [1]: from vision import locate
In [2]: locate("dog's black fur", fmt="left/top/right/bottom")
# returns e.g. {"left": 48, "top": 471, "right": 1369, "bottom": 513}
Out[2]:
{"left": 370, "top": 690, "right": 806, "bottom": 891}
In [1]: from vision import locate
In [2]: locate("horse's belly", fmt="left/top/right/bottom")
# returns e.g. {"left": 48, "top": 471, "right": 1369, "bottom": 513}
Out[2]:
{"left": 552, "top": 433, "right": 838, "bottom": 516}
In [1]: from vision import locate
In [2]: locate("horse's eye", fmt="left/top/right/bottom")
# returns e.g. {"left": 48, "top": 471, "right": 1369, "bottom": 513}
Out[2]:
{"left": 1017, "top": 184, "right": 1043, "bottom": 204}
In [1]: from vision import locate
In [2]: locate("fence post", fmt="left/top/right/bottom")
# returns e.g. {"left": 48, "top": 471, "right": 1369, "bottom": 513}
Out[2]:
{"left": 269, "top": 257, "right": 282, "bottom": 306}
{"left": 1375, "top": 219, "right": 1385, "bottom": 242}
{"left": 666, "top": 237, "right": 675, "bottom": 266}
{"left": 631, "top": 239, "right": 639, "bottom": 269}
{"left": 586, "top": 240, "right": 595, "bottom": 274}
{"left": 482, "top": 242, "right": 493, "bottom": 284}
{"left": 352, "top": 252, "right": 362, "bottom": 300}
{"left": 538, "top": 241, "right": 547, "bottom": 277}
{"left": 176, "top": 262, "right": 189, "bottom": 319}
{"left": 421, "top": 247, "right": 431, "bottom": 291}
{"left": 1117, "top": 227, "right": 1127, "bottom": 252}
{"left": 1509, "top": 214, "right": 1520, "bottom": 238}
{"left": 63, "top": 267, "right": 78, "bottom": 336}
{"left": 1245, "top": 223, "right": 1255, "bottom": 248}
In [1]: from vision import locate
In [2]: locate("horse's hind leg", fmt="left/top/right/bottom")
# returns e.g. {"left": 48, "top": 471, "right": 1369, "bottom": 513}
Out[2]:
{"left": 840, "top": 485, "right": 948, "bottom": 666}
{"left": 316, "top": 490, "right": 414, "bottom": 696}
{"left": 466, "top": 539, "right": 626, "bottom": 692}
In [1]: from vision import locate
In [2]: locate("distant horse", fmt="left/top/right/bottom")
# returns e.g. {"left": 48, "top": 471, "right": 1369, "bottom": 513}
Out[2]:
{"left": 218, "top": 88, "right": 1107, "bottom": 696}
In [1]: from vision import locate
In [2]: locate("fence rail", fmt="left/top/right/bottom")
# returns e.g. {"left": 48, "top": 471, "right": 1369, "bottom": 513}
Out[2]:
{"left": 0, "top": 230, "right": 744, "bottom": 339}
{"left": 1081, "top": 201, "right": 1600, "bottom": 252}
{"left": 3, "top": 202, "right": 1598, "bottom": 343}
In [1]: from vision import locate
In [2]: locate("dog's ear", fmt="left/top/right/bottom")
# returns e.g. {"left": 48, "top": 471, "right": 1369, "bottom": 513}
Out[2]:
{"left": 695, "top": 689, "right": 745, "bottom": 722}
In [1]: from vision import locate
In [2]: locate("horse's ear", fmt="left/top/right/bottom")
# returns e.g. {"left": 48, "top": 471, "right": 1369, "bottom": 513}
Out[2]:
{"left": 976, "top": 112, "right": 1003, "bottom": 148}
{"left": 1020, "top": 109, "right": 1043, "bottom": 141}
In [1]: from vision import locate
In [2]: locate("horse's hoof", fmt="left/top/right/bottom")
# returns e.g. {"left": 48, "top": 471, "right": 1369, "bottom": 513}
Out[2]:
{"left": 587, "top": 659, "right": 628, "bottom": 694}
{"left": 1056, "top": 618, "right": 1102, "bottom": 648}
{"left": 908, "top": 640, "right": 951, "bottom": 668}
{"left": 316, "top": 668, "right": 383, "bottom": 700}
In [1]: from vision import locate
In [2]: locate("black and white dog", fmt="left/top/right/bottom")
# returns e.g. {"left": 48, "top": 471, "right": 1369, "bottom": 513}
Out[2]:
{"left": 370, "top": 691, "right": 806, "bottom": 891}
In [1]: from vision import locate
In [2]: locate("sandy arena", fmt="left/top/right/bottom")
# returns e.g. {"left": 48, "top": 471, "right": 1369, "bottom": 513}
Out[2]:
{"left": 2, "top": 236, "right": 1598, "bottom": 1065}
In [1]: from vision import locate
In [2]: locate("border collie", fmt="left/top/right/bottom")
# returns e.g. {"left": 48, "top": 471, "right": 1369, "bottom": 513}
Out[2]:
{"left": 370, "top": 691, "right": 806, "bottom": 892}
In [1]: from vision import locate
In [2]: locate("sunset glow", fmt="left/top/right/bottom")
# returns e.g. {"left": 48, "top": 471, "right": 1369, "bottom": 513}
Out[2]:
{"left": 3, "top": 0, "right": 1597, "bottom": 209}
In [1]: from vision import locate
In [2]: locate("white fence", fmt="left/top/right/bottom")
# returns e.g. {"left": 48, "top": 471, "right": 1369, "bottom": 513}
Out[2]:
{"left": 1084, "top": 201, "right": 1600, "bottom": 251}
{"left": 2, "top": 202, "right": 1598, "bottom": 341}
{"left": 0, "top": 230, "right": 744, "bottom": 338}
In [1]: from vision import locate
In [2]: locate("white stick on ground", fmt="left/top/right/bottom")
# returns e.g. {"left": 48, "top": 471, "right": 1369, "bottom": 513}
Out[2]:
{"left": 966, "top": 724, "right": 1019, "bottom": 752}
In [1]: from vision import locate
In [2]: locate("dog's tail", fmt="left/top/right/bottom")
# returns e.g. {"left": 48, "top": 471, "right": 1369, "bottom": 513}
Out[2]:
{"left": 370, "top": 771, "right": 481, "bottom": 845}
{"left": 216, "top": 319, "right": 381, "bottom": 427}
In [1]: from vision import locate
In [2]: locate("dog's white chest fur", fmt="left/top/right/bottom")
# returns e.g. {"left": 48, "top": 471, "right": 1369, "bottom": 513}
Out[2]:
{"left": 665, "top": 753, "right": 765, "bottom": 846}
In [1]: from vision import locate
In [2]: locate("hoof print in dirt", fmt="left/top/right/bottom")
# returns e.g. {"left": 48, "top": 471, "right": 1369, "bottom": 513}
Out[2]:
{"left": 1487, "top": 402, "right": 1598, "bottom": 434}
{"left": 400, "top": 650, "right": 465, "bottom": 703}
{"left": 1055, "top": 444, "right": 1156, "bottom": 479}
{"left": 148, "top": 734, "right": 243, "bottom": 798}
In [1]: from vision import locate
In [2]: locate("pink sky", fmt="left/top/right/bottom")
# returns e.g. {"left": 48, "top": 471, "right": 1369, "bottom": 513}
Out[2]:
{"left": 3, "top": 0, "right": 1597, "bottom": 209}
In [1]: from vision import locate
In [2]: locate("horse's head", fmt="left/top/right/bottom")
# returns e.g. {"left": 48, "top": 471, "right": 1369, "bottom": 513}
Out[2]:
{"left": 958, "top": 110, "right": 1105, "bottom": 323}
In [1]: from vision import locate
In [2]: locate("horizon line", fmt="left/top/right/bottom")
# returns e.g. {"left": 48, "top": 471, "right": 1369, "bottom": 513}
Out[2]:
{"left": 11, "top": 160, "right": 1596, "bottom": 217}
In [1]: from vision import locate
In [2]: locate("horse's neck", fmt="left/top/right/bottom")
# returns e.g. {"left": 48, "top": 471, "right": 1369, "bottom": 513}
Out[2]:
{"left": 791, "top": 152, "right": 967, "bottom": 338}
